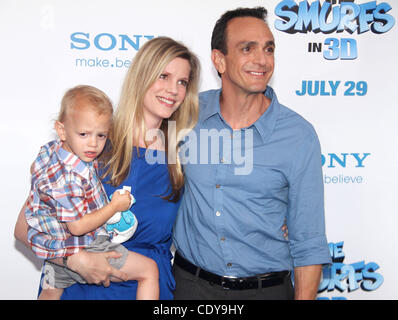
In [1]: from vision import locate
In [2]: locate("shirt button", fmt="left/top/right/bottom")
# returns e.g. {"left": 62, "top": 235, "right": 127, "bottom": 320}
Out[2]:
{"left": 216, "top": 184, "right": 220, "bottom": 189}
{"left": 216, "top": 211, "right": 221, "bottom": 216}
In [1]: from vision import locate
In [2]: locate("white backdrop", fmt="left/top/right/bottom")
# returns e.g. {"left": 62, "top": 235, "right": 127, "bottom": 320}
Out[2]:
{"left": 1, "top": 0, "right": 397, "bottom": 299}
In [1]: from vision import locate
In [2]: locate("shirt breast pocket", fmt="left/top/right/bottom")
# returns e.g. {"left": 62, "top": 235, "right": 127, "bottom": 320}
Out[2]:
{"left": 240, "top": 164, "right": 288, "bottom": 196}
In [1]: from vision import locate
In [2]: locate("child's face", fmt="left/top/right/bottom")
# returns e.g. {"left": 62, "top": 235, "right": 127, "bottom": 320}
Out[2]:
{"left": 55, "top": 99, "right": 112, "bottom": 162}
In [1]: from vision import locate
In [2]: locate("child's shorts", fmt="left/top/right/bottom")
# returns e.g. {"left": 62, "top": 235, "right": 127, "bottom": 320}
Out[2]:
{"left": 41, "top": 235, "right": 129, "bottom": 289}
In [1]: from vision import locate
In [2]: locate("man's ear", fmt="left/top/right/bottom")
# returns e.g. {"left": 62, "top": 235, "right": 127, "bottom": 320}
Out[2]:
{"left": 211, "top": 49, "right": 226, "bottom": 75}
{"left": 54, "top": 121, "right": 66, "bottom": 141}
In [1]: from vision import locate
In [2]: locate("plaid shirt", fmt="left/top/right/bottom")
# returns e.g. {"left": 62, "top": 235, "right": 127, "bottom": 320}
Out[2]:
{"left": 26, "top": 140, "right": 109, "bottom": 259}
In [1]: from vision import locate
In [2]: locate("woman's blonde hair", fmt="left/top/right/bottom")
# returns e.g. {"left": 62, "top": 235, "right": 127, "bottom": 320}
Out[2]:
{"left": 105, "top": 37, "right": 200, "bottom": 202}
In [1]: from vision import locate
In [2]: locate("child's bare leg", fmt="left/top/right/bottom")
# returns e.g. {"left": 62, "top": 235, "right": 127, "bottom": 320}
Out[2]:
{"left": 111, "top": 251, "right": 159, "bottom": 300}
{"left": 38, "top": 288, "right": 63, "bottom": 300}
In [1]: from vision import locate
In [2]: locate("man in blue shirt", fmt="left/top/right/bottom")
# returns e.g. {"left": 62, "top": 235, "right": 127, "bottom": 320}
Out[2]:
{"left": 173, "top": 7, "right": 331, "bottom": 300}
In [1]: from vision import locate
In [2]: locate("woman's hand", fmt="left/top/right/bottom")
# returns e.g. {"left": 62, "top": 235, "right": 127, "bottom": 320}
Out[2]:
{"left": 282, "top": 224, "right": 288, "bottom": 240}
{"left": 67, "top": 250, "right": 129, "bottom": 287}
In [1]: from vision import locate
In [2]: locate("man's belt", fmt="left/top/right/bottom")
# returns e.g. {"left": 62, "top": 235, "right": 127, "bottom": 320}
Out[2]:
{"left": 174, "top": 251, "right": 290, "bottom": 290}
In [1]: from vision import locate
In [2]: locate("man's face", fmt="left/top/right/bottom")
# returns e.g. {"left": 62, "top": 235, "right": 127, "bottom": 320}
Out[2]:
{"left": 215, "top": 17, "right": 275, "bottom": 96}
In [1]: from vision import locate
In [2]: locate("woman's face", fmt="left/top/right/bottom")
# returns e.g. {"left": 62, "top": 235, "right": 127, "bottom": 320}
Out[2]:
{"left": 143, "top": 57, "right": 191, "bottom": 129}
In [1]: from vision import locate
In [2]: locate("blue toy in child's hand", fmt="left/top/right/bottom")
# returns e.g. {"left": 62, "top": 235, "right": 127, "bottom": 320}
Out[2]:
{"left": 106, "top": 186, "right": 138, "bottom": 244}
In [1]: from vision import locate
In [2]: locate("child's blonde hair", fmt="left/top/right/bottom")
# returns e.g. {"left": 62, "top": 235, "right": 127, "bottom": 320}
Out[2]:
{"left": 58, "top": 85, "right": 113, "bottom": 122}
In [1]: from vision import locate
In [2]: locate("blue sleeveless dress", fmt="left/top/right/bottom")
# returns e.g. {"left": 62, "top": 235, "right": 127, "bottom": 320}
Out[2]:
{"left": 60, "top": 147, "right": 180, "bottom": 300}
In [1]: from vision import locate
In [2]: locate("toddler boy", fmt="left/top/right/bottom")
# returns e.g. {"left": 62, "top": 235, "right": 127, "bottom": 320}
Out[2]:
{"left": 25, "top": 85, "right": 159, "bottom": 300}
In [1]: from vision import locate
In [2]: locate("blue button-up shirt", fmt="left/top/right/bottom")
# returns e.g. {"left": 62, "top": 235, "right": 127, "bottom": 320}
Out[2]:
{"left": 173, "top": 86, "right": 331, "bottom": 277}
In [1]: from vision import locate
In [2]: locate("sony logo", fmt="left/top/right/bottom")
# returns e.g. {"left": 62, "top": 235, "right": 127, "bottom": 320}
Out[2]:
{"left": 70, "top": 32, "right": 155, "bottom": 51}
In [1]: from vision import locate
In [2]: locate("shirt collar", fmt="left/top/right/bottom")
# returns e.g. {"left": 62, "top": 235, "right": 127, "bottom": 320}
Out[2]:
{"left": 200, "top": 89, "right": 222, "bottom": 121}
{"left": 200, "top": 86, "right": 280, "bottom": 144}
{"left": 252, "top": 86, "right": 280, "bottom": 144}
{"left": 54, "top": 140, "right": 94, "bottom": 180}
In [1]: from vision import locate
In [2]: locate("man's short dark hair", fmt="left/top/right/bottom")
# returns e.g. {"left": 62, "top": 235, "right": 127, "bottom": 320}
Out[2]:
{"left": 211, "top": 7, "right": 268, "bottom": 55}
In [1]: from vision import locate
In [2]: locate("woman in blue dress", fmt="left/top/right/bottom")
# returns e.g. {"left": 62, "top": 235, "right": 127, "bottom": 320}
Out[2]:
{"left": 14, "top": 37, "right": 200, "bottom": 300}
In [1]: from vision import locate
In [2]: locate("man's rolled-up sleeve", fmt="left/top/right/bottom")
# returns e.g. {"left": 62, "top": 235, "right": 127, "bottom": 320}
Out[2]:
{"left": 287, "top": 129, "right": 332, "bottom": 267}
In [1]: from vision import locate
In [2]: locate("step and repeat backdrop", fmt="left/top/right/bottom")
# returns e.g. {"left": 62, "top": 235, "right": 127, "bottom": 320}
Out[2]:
{"left": 1, "top": 0, "right": 396, "bottom": 299}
